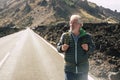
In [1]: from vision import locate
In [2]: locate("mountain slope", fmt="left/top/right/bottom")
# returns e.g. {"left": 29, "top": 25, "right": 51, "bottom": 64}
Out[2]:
{"left": 0, "top": 0, "right": 120, "bottom": 28}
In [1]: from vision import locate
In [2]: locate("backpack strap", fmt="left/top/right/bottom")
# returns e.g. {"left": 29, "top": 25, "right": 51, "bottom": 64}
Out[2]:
{"left": 63, "top": 32, "right": 71, "bottom": 45}
{"left": 80, "top": 33, "right": 91, "bottom": 44}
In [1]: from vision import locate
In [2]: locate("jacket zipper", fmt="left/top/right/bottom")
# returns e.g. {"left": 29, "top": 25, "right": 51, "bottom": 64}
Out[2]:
{"left": 75, "top": 42, "right": 78, "bottom": 73}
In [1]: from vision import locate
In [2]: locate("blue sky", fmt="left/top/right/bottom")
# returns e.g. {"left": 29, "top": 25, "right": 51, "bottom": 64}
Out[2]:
{"left": 88, "top": 0, "right": 120, "bottom": 12}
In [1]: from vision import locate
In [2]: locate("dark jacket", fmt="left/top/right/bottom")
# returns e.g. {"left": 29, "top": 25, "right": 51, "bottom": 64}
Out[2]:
{"left": 57, "top": 28, "right": 95, "bottom": 73}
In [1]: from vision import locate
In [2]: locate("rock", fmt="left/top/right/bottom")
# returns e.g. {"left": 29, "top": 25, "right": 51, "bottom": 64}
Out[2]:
{"left": 0, "top": 27, "right": 21, "bottom": 38}
{"left": 108, "top": 71, "right": 120, "bottom": 80}
{"left": 38, "top": 0, "right": 48, "bottom": 6}
{"left": 23, "top": 2, "right": 31, "bottom": 14}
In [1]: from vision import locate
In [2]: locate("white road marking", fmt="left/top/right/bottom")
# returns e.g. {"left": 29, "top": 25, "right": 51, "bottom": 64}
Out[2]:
{"left": 0, "top": 29, "right": 28, "bottom": 70}
{"left": 0, "top": 52, "right": 11, "bottom": 69}
{"left": 29, "top": 29, "right": 64, "bottom": 57}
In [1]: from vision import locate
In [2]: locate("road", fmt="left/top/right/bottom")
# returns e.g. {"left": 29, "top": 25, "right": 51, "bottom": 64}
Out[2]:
{"left": 0, "top": 28, "right": 95, "bottom": 80}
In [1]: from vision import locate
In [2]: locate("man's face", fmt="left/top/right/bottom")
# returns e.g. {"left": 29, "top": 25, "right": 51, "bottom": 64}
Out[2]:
{"left": 72, "top": 20, "right": 82, "bottom": 32}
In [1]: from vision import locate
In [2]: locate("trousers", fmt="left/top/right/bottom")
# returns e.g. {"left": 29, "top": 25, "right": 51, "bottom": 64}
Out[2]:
{"left": 65, "top": 71, "right": 88, "bottom": 80}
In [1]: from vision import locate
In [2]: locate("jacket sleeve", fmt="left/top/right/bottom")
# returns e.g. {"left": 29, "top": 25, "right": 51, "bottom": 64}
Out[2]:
{"left": 57, "top": 33, "right": 65, "bottom": 53}
{"left": 86, "top": 34, "right": 95, "bottom": 54}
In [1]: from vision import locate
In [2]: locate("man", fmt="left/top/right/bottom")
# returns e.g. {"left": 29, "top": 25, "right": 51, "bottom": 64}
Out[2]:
{"left": 57, "top": 15, "right": 95, "bottom": 80}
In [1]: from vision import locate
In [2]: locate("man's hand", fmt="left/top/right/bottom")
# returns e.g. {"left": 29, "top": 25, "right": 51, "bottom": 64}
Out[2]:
{"left": 81, "top": 44, "right": 89, "bottom": 51}
{"left": 62, "top": 44, "right": 69, "bottom": 52}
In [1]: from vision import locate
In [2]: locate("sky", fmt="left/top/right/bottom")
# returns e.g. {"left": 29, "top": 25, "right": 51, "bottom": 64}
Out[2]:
{"left": 88, "top": 0, "right": 120, "bottom": 12}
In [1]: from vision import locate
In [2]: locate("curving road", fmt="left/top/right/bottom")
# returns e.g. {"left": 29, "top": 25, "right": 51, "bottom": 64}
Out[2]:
{"left": 0, "top": 28, "right": 95, "bottom": 80}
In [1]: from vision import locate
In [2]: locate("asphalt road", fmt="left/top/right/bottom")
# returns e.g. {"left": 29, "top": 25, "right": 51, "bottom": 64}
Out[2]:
{"left": 0, "top": 28, "right": 95, "bottom": 80}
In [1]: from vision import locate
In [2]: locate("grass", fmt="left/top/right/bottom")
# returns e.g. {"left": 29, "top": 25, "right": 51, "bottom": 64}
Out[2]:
{"left": 80, "top": 9, "right": 102, "bottom": 23}
{"left": 16, "top": 16, "right": 33, "bottom": 28}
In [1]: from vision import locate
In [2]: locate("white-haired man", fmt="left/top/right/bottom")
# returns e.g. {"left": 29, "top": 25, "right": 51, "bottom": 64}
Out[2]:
{"left": 57, "top": 15, "right": 95, "bottom": 80}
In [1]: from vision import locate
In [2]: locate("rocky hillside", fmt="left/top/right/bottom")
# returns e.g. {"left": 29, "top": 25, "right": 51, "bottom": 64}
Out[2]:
{"left": 33, "top": 23, "right": 120, "bottom": 80}
{"left": 0, "top": 0, "right": 120, "bottom": 28}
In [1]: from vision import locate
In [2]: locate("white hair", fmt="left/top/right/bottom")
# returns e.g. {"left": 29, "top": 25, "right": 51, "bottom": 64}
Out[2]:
{"left": 69, "top": 15, "right": 83, "bottom": 31}
{"left": 70, "top": 15, "right": 82, "bottom": 23}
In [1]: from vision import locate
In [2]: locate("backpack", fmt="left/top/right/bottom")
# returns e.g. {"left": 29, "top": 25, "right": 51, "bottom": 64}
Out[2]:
{"left": 63, "top": 32, "right": 71, "bottom": 45}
